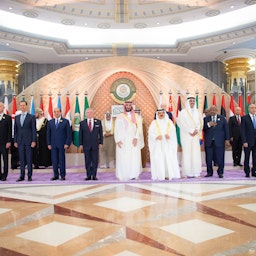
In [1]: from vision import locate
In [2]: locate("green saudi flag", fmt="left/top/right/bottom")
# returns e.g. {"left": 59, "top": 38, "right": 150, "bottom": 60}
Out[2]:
{"left": 73, "top": 96, "right": 81, "bottom": 147}
{"left": 83, "top": 96, "right": 89, "bottom": 120}
{"left": 196, "top": 94, "right": 199, "bottom": 109}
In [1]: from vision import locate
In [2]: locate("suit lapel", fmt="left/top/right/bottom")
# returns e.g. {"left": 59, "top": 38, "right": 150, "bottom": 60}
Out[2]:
{"left": 248, "top": 115, "right": 254, "bottom": 128}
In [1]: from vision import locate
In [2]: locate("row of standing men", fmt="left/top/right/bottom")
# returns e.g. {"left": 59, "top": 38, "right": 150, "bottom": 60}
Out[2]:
{"left": 0, "top": 98, "right": 256, "bottom": 182}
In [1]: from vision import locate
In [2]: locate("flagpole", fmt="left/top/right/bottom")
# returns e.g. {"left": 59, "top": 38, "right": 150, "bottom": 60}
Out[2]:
{"left": 22, "top": 88, "right": 25, "bottom": 101}
{"left": 159, "top": 90, "right": 163, "bottom": 109}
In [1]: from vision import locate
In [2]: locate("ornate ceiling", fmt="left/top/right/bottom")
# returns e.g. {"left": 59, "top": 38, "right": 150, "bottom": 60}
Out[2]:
{"left": 0, "top": 0, "right": 256, "bottom": 64}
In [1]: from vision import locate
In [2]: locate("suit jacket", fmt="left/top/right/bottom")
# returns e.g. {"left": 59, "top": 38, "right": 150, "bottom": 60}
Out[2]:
{"left": 228, "top": 115, "right": 241, "bottom": 139}
{"left": 203, "top": 115, "right": 229, "bottom": 147}
{"left": 47, "top": 117, "right": 72, "bottom": 148}
{"left": 0, "top": 114, "right": 12, "bottom": 145}
{"left": 241, "top": 114, "right": 255, "bottom": 147}
{"left": 79, "top": 119, "right": 103, "bottom": 150}
{"left": 14, "top": 113, "right": 37, "bottom": 145}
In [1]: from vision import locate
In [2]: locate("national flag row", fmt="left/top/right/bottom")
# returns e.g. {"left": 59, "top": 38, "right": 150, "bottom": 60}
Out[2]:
{"left": 167, "top": 92, "right": 251, "bottom": 119}
{"left": 3, "top": 94, "right": 90, "bottom": 148}
{"left": 168, "top": 92, "right": 251, "bottom": 147}
{"left": 3, "top": 91, "right": 251, "bottom": 122}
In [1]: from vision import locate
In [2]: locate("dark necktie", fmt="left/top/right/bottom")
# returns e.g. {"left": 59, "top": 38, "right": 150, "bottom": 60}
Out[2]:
{"left": 88, "top": 119, "right": 92, "bottom": 132}
{"left": 55, "top": 119, "right": 59, "bottom": 128}
{"left": 237, "top": 116, "right": 240, "bottom": 125}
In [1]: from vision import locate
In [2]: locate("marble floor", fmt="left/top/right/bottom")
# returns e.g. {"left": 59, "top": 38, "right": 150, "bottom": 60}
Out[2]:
{"left": 0, "top": 167, "right": 256, "bottom": 256}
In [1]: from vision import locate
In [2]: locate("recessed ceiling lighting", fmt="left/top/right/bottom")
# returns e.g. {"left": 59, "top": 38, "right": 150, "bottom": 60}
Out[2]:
{"left": 8, "top": 7, "right": 13, "bottom": 10}
{"left": 6, "top": 43, "right": 10, "bottom": 46}
{"left": 230, "top": 5, "right": 235, "bottom": 9}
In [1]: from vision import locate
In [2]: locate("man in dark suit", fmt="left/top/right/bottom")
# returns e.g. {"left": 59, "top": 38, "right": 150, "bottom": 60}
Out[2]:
{"left": 0, "top": 102, "right": 12, "bottom": 181}
{"left": 203, "top": 105, "right": 229, "bottom": 178}
{"left": 79, "top": 108, "right": 103, "bottom": 180}
{"left": 241, "top": 103, "right": 256, "bottom": 177}
{"left": 229, "top": 106, "right": 243, "bottom": 167}
{"left": 14, "top": 100, "right": 37, "bottom": 182}
{"left": 47, "top": 107, "right": 71, "bottom": 180}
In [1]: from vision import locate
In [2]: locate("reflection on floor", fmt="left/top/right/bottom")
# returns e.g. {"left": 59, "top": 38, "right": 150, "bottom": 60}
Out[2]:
{"left": 0, "top": 168, "right": 256, "bottom": 256}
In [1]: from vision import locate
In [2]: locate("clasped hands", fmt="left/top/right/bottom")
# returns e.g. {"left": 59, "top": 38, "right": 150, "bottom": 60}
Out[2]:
{"left": 189, "top": 129, "right": 198, "bottom": 137}
{"left": 117, "top": 138, "right": 138, "bottom": 148}
{"left": 156, "top": 134, "right": 170, "bottom": 140}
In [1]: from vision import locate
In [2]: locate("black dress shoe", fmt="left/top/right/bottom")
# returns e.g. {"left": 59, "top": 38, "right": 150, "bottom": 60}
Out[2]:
{"left": 85, "top": 177, "right": 91, "bottom": 180}
{"left": 233, "top": 163, "right": 238, "bottom": 166}
{"left": 92, "top": 177, "right": 98, "bottom": 180}
{"left": 61, "top": 177, "right": 65, "bottom": 180}
{"left": 252, "top": 174, "right": 256, "bottom": 177}
{"left": 204, "top": 174, "right": 213, "bottom": 177}
{"left": 245, "top": 174, "right": 250, "bottom": 178}
{"left": 51, "top": 177, "right": 59, "bottom": 180}
{"left": 219, "top": 175, "right": 223, "bottom": 178}
{"left": 28, "top": 177, "right": 32, "bottom": 181}
{"left": 1, "top": 177, "right": 6, "bottom": 181}
{"left": 16, "top": 177, "right": 24, "bottom": 182}
{"left": 238, "top": 164, "right": 243, "bottom": 167}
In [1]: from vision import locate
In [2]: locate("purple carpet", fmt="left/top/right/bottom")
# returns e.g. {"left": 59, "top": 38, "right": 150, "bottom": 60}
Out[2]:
{"left": 1, "top": 165, "right": 254, "bottom": 185}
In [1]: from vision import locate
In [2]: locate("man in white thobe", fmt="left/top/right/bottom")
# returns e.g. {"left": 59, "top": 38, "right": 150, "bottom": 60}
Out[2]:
{"left": 114, "top": 101, "right": 144, "bottom": 180}
{"left": 99, "top": 112, "right": 115, "bottom": 168}
{"left": 177, "top": 95, "right": 203, "bottom": 178}
{"left": 148, "top": 109, "right": 180, "bottom": 180}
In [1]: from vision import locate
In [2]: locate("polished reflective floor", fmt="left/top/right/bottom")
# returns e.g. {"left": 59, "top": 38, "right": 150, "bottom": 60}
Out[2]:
{"left": 0, "top": 166, "right": 256, "bottom": 256}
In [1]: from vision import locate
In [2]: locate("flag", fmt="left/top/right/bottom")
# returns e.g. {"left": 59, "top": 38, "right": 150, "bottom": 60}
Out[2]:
{"left": 4, "top": 94, "right": 9, "bottom": 114}
{"left": 64, "top": 96, "right": 72, "bottom": 126}
{"left": 11, "top": 96, "right": 17, "bottom": 138}
{"left": 57, "top": 95, "right": 62, "bottom": 111}
{"left": 238, "top": 93, "right": 244, "bottom": 116}
{"left": 83, "top": 95, "right": 89, "bottom": 119}
{"left": 221, "top": 94, "right": 226, "bottom": 117}
{"left": 30, "top": 95, "right": 35, "bottom": 115}
{"left": 201, "top": 94, "right": 209, "bottom": 143}
{"left": 229, "top": 94, "right": 235, "bottom": 117}
{"left": 245, "top": 93, "right": 251, "bottom": 115}
{"left": 11, "top": 96, "right": 17, "bottom": 120}
{"left": 168, "top": 94, "right": 173, "bottom": 112}
{"left": 203, "top": 94, "right": 208, "bottom": 117}
{"left": 175, "top": 94, "right": 182, "bottom": 147}
{"left": 212, "top": 93, "right": 217, "bottom": 106}
{"left": 195, "top": 93, "right": 199, "bottom": 109}
{"left": 73, "top": 96, "right": 81, "bottom": 147}
{"left": 47, "top": 96, "right": 53, "bottom": 120}
{"left": 40, "top": 95, "right": 44, "bottom": 112}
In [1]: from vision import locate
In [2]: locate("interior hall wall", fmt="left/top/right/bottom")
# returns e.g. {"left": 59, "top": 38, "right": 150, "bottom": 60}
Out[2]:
{"left": 18, "top": 61, "right": 226, "bottom": 92}
{"left": 14, "top": 57, "right": 227, "bottom": 158}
